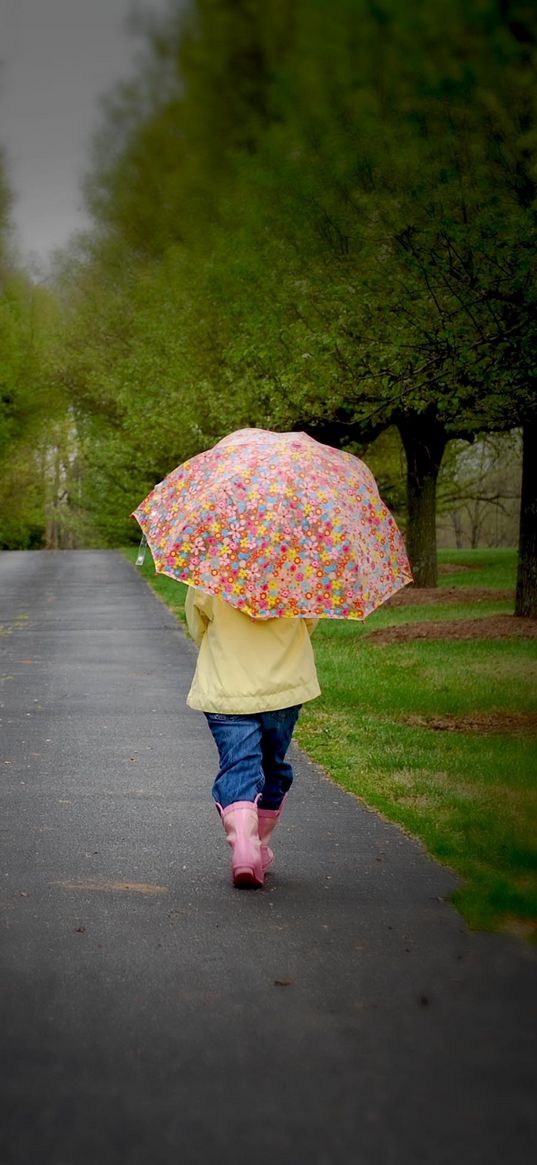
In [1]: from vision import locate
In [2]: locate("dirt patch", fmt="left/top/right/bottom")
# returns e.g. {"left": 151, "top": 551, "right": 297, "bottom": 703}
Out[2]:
{"left": 367, "top": 614, "right": 537, "bottom": 643}
{"left": 400, "top": 711, "right": 537, "bottom": 736}
{"left": 438, "top": 562, "right": 476, "bottom": 574}
{"left": 388, "top": 586, "right": 514, "bottom": 606}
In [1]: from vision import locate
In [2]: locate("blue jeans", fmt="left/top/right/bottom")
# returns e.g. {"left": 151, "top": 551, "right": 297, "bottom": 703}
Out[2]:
{"left": 204, "top": 705, "right": 301, "bottom": 810}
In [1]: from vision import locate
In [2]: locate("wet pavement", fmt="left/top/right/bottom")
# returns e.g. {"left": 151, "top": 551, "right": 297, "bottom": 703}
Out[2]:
{"left": 1, "top": 550, "right": 535, "bottom": 1165}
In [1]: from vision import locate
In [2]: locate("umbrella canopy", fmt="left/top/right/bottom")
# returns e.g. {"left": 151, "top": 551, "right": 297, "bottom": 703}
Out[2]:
{"left": 132, "top": 428, "right": 412, "bottom": 619}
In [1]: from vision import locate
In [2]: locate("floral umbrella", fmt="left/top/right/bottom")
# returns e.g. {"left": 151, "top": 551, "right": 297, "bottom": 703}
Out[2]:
{"left": 132, "top": 428, "right": 412, "bottom": 619}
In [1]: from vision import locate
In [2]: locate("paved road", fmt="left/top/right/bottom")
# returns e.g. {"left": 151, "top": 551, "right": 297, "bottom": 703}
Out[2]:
{"left": 0, "top": 550, "right": 535, "bottom": 1165}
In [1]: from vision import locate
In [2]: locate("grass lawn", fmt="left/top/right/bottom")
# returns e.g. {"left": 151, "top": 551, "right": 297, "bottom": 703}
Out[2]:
{"left": 124, "top": 545, "right": 537, "bottom": 941}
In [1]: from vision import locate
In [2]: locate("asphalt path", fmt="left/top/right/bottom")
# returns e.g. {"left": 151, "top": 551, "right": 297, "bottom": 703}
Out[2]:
{"left": 0, "top": 550, "right": 535, "bottom": 1165}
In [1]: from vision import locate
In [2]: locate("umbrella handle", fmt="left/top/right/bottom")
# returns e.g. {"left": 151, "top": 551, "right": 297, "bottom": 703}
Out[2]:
{"left": 135, "top": 535, "right": 147, "bottom": 566}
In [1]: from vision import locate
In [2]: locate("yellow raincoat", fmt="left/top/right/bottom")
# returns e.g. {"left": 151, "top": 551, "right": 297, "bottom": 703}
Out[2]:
{"left": 185, "top": 586, "right": 321, "bottom": 714}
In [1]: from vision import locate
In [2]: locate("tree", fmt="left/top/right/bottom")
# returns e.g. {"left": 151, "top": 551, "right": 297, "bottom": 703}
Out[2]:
{"left": 59, "top": 0, "right": 537, "bottom": 605}
{"left": 83, "top": 0, "right": 290, "bottom": 261}
{"left": 0, "top": 146, "right": 69, "bottom": 548}
{"left": 437, "top": 433, "right": 521, "bottom": 549}
{"left": 516, "top": 421, "right": 537, "bottom": 614}
{"left": 60, "top": 0, "right": 295, "bottom": 540}
{"left": 201, "top": 0, "right": 537, "bottom": 591}
{"left": 0, "top": 271, "right": 68, "bottom": 548}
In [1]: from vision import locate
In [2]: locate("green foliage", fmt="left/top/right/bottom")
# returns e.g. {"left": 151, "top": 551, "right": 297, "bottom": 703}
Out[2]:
{"left": 57, "top": 244, "right": 233, "bottom": 541}
{"left": 54, "top": 0, "right": 536, "bottom": 562}
{"left": 0, "top": 273, "right": 38, "bottom": 456}
{"left": 0, "top": 266, "right": 68, "bottom": 548}
{"left": 198, "top": 0, "right": 537, "bottom": 430}
{"left": 294, "top": 549, "right": 537, "bottom": 939}
{"left": 0, "top": 442, "right": 47, "bottom": 549}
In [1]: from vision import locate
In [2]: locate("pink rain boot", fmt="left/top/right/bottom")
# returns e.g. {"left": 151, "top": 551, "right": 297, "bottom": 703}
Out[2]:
{"left": 220, "top": 801, "right": 264, "bottom": 888}
{"left": 258, "top": 797, "right": 287, "bottom": 873}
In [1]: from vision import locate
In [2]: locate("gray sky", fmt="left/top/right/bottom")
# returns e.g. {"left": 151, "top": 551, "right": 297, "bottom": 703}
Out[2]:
{"left": 1, "top": 0, "right": 173, "bottom": 267}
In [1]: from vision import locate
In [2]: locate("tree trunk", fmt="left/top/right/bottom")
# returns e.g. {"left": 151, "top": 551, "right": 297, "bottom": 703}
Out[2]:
{"left": 451, "top": 508, "right": 465, "bottom": 549}
{"left": 515, "top": 419, "right": 537, "bottom": 617}
{"left": 398, "top": 415, "right": 448, "bottom": 588}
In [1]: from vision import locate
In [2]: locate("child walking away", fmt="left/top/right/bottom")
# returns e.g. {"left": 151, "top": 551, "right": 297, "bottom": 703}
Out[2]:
{"left": 132, "top": 428, "right": 412, "bottom": 885}
{"left": 185, "top": 586, "right": 321, "bottom": 888}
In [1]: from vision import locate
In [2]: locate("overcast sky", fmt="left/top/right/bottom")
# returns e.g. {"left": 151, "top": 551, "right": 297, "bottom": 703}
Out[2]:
{"left": 1, "top": 0, "right": 175, "bottom": 268}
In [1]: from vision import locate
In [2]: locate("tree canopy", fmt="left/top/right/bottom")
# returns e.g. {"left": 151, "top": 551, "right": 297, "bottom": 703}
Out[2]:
{"left": 3, "top": 1, "right": 536, "bottom": 609}
{"left": 0, "top": 149, "right": 68, "bottom": 548}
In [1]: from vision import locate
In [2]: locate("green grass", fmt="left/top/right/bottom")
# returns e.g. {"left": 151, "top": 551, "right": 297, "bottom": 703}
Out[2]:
{"left": 124, "top": 546, "right": 537, "bottom": 940}
{"left": 437, "top": 546, "right": 517, "bottom": 588}
{"left": 296, "top": 635, "right": 537, "bottom": 938}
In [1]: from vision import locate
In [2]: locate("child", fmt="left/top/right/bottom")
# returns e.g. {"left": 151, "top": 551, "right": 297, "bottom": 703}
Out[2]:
{"left": 185, "top": 585, "right": 320, "bottom": 888}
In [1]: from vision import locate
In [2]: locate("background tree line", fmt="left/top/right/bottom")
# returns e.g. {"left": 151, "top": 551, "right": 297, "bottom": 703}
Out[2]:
{"left": 0, "top": 149, "right": 68, "bottom": 549}
{"left": 1, "top": 0, "right": 536, "bottom": 613}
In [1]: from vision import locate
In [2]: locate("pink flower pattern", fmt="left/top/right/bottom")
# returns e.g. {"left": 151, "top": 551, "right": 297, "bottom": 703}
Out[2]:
{"left": 133, "top": 428, "right": 412, "bottom": 619}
